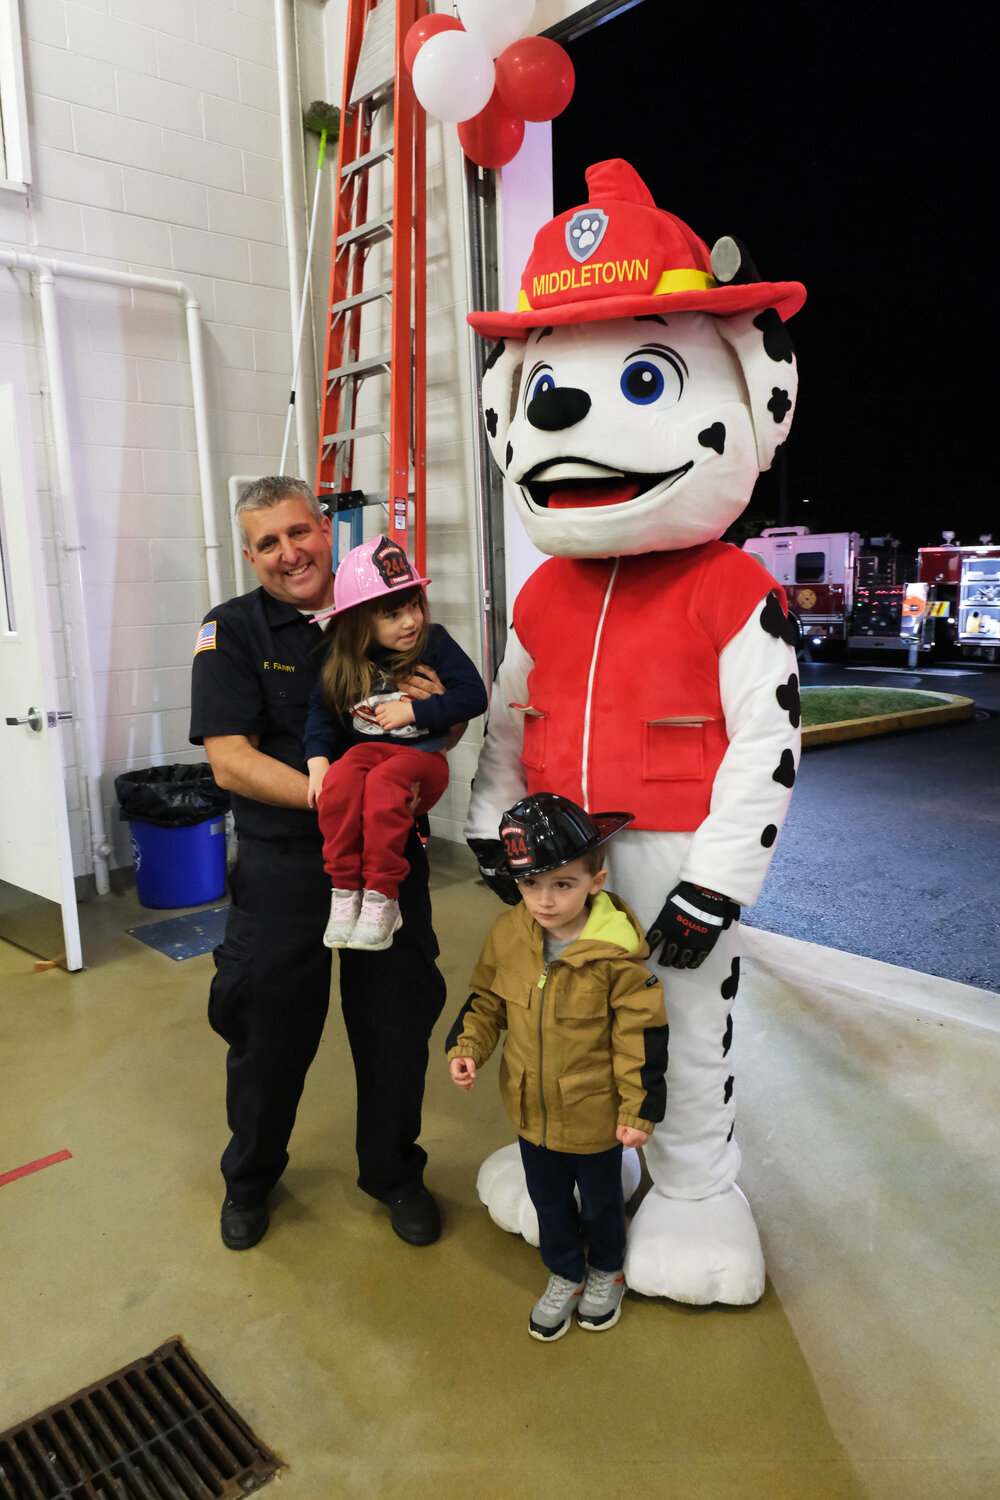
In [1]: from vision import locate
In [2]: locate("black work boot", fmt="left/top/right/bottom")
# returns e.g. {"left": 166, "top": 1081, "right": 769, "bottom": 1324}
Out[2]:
{"left": 220, "top": 1196, "right": 269, "bottom": 1250}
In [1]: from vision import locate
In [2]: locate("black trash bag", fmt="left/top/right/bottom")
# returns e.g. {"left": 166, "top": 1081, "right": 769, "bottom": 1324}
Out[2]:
{"left": 115, "top": 763, "right": 229, "bottom": 829}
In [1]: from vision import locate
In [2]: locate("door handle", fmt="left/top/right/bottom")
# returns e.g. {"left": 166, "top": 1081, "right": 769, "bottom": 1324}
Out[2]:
{"left": 4, "top": 707, "right": 73, "bottom": 732}
{"left": 5, "top": 706, "right": 43, "bottom": 732}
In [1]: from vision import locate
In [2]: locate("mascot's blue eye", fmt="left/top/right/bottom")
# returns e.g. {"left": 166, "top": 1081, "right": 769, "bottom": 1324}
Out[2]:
{"left": 621, "top": 361, "right": 666, "bottom": 405}
{"left": 530, "top": 371, "right": 556, "bottom": 400}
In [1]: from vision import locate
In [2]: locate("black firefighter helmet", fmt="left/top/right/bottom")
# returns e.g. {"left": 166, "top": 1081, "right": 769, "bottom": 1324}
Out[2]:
{"left": 499, "top": 793, "right": 634, "bottom": 878}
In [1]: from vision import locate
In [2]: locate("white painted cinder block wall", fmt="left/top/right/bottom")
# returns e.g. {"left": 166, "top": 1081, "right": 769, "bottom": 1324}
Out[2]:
{"left": 0, "top": 0, "right": 588, "bottom": 882}
{"left": 2, "top": 0, "right": 330, "bottom": 880}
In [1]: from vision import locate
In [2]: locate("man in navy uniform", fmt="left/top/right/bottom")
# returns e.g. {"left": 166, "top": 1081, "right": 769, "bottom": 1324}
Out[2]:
{"left": 190, "top": 476, "right": 452, "bottom": 1250}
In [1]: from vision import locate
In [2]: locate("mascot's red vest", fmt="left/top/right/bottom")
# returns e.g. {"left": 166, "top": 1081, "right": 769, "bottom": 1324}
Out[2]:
{"left": 512, "top": 541, "right": 783, "bottom": 829}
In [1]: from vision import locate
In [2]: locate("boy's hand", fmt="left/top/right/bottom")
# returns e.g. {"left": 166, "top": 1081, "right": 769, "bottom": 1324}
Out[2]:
{"left": 617, "top": 1125, "right": 650, "bottom": 1149}
{"left": 450, "top": 1057, "right": 476, "bottom": 1091}
{"left": 374, "top": 698, "right": 416, "bottom": 731}
{"left": 306, "top": 756, "right": 330, "bottom": 809}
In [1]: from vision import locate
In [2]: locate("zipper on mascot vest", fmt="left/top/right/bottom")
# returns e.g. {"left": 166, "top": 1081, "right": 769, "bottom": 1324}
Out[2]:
{"left": 581, "top": 560, "right": 620, "bottom": 811}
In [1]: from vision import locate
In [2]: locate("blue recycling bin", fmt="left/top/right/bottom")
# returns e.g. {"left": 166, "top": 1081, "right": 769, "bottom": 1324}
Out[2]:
{"left": 128, "top": 815, "right": 227, "bottom": 909}
{"left": 115, "top": 763, "right": 230, "bottom": 910}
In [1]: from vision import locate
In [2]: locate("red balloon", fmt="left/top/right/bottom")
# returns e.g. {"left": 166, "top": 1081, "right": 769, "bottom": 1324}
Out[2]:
{"left": 403, "top": 14, "right": 464, "bottom": 75}
{"left": 495, "top": 37, "right": 575, "bottom": 122}
{"left": 458, "top": 91, "right": 525, "bottom": 169}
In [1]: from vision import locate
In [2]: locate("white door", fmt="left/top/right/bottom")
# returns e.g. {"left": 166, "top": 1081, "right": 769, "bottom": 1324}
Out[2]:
{"left": 0, "top": 383, "right": 82, "bottom": 971}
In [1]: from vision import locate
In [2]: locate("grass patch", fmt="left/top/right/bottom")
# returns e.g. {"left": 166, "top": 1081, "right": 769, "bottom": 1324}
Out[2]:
{"left": 801, "top": 686, "right": 945, "bottom": 726}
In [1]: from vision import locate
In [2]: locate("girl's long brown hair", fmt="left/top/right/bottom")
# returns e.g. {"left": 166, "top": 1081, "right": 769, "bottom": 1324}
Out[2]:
{"left": 319, "top": 586, "right": 430, "bottom": 717}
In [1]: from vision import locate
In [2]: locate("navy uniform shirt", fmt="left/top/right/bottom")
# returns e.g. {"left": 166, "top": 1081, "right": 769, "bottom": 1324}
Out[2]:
{"left": 190, "top": 586, "right": 328, "bottom": 842}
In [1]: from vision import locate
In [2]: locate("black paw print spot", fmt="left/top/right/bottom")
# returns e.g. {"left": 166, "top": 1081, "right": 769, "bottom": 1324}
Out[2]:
{"left": 724, "top": 1075, "right": 734, "bottom": 1105}
{"left": 484, "top": 407, "right": 498, "bottom": 438}
{"left": 698, "top": 422, "right": 726, "bottom": 454}
{"left": 759, "top": 591, "right": 797, "bottom": 646}
{"left": 767, "top": 387, "right": 792, "bottom": 423}
{"left": 536, "top": 325, "right": 554, "bottom": 342}
{"left": 760, "top": 824, "right": 778, "bottom": 848}
{"left": 772, "top": 749, "right": 796, "bottom": 788}
{"left": 727, "top": 1121, "right": 735, "bottom": 1142}
{"left": 484, "top": 338, "right": 506, "bottom": 372}
{"left": 753, "top": 308, "right": 794, "bottom": 363}
{"left": 505, "top": 441, "right": 514, "bottom": 470}
{"left": 722, "top": 1012, "right": 734, "bottom": 1056}
{"left": 776, "top": 672, "right": 801, "bottom": 728}
{"left": 721, "top": 957, "right": 740, "bottom": 1003}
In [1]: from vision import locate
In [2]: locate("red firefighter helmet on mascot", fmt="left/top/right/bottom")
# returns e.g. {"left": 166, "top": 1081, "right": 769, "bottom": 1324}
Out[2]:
{"left": 470, "top": 159, "right": 805, "bottom": 560}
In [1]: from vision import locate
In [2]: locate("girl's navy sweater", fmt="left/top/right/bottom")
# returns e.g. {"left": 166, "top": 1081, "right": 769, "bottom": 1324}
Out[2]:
{"left": 303, "top": 622, "right": 487, "bottom": 761}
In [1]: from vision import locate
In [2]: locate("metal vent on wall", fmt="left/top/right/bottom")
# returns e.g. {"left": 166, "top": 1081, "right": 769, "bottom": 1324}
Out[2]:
{"left": 0, "top": 1339, "right": 283, "bottom": 1498}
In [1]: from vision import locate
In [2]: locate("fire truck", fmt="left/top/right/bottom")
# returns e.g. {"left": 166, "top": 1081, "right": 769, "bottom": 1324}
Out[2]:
{"left": 742, "top": 527, "right": 1000, "bottom": 660}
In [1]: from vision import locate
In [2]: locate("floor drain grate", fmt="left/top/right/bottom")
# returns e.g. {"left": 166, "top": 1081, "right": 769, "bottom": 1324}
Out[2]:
{"left": 0, "top": 1338, "right": 283, "bottom": 1498}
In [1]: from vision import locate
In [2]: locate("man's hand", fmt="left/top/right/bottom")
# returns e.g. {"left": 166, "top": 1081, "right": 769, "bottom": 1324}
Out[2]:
{"left": 467, "top": 838, "right": 521, "bottom": 905}
{"left": 374, "top": 698, "right": 415, "bottom": 731}
{"left": 397, "top": 664, "right": 444, "bottom": 699}
{"left": 450, "top": 1057, "right": 476, "bottom": 1092}
{"left": 647, "top": 881, "right": 740, "bottom": 969}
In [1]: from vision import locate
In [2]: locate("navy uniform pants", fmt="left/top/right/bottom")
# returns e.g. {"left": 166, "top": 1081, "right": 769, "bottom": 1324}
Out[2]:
{"left": 209, "top": 831, "right": 446, "bottom": 1206}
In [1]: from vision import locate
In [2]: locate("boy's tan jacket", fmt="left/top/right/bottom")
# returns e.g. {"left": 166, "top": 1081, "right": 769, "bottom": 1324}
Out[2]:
{"left": 446, "top": 891, "right": 668, "bottom": 1154}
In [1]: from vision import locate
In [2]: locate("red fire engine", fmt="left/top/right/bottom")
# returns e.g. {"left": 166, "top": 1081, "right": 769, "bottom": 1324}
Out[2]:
{"left": 743, "top": 527, "right": 1000, "bottom": 660}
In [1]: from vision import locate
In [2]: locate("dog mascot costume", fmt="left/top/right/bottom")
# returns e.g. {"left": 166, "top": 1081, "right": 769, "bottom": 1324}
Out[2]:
{"left": 464, "top": 159, "right": 805, "bottom": 1305}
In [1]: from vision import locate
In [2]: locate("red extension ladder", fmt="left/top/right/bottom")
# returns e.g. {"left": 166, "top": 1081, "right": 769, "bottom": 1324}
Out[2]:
{"left": 316, "top": 0, "right": 428, "bottom": 572}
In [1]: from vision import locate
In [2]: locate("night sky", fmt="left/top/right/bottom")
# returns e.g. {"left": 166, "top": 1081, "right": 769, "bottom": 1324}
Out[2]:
{"left": 552, "top": 4, "right": 994, "bottom": 554}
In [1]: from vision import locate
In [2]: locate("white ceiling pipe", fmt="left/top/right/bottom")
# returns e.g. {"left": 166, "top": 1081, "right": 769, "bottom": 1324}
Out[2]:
{"left": 275, "top": 0, "right": 318, "bottom": 481}
{"left": 0, "top": 245, "right": 223, "bottom": 890}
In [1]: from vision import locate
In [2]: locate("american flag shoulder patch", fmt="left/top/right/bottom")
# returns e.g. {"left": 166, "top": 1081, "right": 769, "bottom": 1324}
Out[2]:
{"left": 194, "top": 621, "right": 217, "bottom": 656}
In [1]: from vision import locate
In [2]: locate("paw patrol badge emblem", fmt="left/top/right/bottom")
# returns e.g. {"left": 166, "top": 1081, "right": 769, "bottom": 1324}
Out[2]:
{"left": 566, "top": 208, "right": 608, "bottom": 262}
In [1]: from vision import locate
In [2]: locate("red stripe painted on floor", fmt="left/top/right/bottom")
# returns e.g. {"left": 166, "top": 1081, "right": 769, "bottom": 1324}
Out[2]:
{"left": 0, "top": 1150, "right": 72, "bottom": 1187}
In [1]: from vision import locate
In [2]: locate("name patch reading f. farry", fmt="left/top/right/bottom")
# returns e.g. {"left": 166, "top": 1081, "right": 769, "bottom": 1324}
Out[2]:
{"left": 263, "top": 661, "right": 296, "bottom": 672}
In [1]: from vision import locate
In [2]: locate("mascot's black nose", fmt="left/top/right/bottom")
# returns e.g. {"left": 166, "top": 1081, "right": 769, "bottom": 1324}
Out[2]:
{"left": 526, "top": 386, "right": 592, "bottom": 431}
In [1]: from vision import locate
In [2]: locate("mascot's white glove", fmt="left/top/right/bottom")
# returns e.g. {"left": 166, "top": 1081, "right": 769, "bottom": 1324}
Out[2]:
{"left": 647, "top": 881, "right": 740, "bottom": 969}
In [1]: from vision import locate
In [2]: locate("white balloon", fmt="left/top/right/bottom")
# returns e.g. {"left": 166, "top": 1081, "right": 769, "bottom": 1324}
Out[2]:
{"left": 411, "top": 31, "right": 495, "bottom": 123}
{"left": 458, "top": 0, "right": 535, "bottom": 58}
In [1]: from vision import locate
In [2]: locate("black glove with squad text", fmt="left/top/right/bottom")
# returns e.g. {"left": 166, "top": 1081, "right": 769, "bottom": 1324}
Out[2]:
{"left": 468, "top": 838, "right": 522, "bottom": 906}
{"left": 647, "top": 881, "right": 740, "bottom": 969}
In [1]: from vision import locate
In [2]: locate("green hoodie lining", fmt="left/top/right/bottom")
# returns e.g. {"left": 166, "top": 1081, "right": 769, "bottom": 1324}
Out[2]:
{"left": 578, "top": 890, "right": 640, "bottom": 954}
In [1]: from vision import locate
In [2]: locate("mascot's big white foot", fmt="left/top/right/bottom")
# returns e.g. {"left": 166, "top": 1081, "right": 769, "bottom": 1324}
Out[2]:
{"left": 623, "top": 1184, "right": 765, "bottom": 1306}
{"left": 476, "top": 1142, "right": 641, "bottom": 1247}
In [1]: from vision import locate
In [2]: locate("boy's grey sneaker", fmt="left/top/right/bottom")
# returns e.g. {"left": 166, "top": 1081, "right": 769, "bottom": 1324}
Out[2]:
{"left": 348, "top": 890, "right": 402, "bottom": 951}
{"left": 323, "top": 889, "right": 362, "bottom": 948}
{"left": 577, "top": 1266, "right": 626, "bottom": 1331}
{"left": 528, "top": 1273, "right": 585, "bottom": 1341}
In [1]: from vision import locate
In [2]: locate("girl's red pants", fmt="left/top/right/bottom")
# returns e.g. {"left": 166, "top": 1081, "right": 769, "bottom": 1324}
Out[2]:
{"left": 317, "top": 742, "right": 449, "bottom": 898}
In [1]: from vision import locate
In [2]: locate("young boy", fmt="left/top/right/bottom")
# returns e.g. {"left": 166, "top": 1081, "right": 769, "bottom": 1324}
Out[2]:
{"left": 446, "top": 793, "right": 668, "bottom": 1341}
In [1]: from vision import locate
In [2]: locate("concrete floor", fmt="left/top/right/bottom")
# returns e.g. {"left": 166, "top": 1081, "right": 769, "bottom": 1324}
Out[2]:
{"left": 1, "top": 841, "right": 999, "bottom": 1499}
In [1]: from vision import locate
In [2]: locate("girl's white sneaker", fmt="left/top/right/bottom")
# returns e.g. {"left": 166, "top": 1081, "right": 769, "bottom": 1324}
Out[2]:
{"left": 348, "top": 890, "right": 402, "bottom": 951}
{"left": 323, "top": 889, "right": 362, "bottom": 948}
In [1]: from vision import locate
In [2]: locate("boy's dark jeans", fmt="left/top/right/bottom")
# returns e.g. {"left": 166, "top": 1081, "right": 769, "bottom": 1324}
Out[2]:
{"left": 519, "top": 1138, "right": 625, "bottom": 1282}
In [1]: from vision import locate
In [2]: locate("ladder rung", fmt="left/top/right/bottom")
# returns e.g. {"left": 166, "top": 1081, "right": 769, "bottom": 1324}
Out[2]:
{"left": 337, "top": 212, "right": 393, "bottom": 249}
{"left": 341, "top": 146, "right": 393, "bottom": 179}
{"left": 326, "top": 350, "right": 391, "bottom": 383}
{"left": 330, "top": 281, "right": 393, "bottom": 318}
{"left": 322, "top": 423, "right": 389, "bottom": 447}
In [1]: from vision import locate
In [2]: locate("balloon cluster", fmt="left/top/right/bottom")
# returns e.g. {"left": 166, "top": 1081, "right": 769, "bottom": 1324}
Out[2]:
{"left": 405, "top": 2, "right": 575, "bottom": 170}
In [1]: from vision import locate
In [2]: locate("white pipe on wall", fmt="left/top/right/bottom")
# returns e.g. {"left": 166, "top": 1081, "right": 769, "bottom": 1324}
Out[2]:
{"left": 0, "top": 245, "right": 222, "bottom": 890}
{"left": 275, "top": 0, "right": 318, "bottom": 480}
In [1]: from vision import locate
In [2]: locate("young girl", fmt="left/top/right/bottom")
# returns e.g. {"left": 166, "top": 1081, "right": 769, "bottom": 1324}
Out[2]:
{"left": 304, "top": 534, "right": 488, "bottom": 951}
